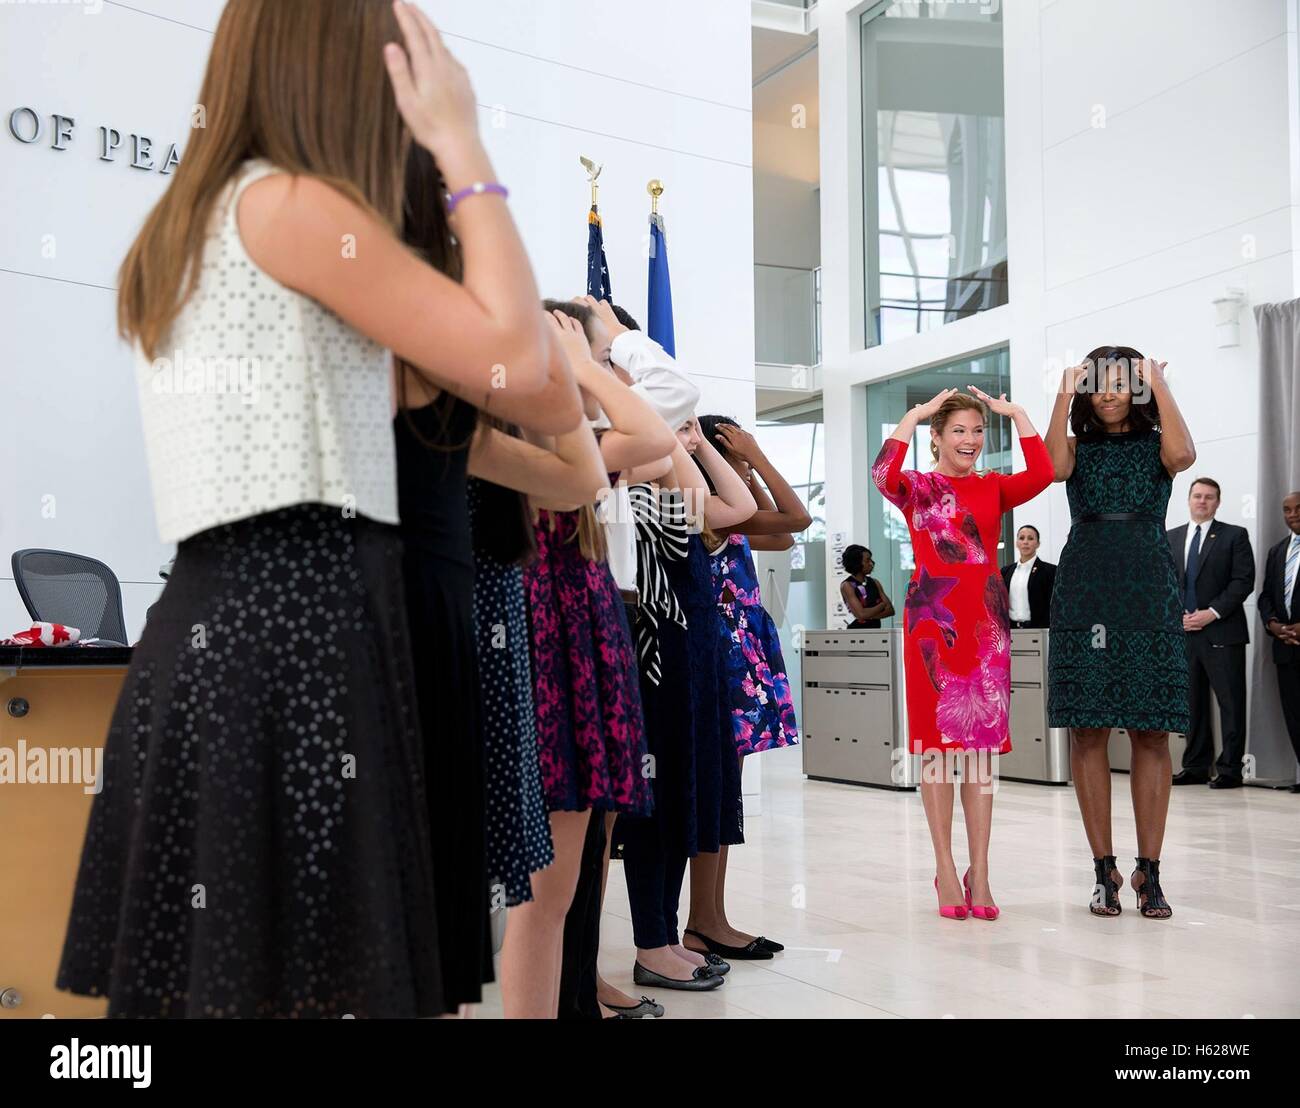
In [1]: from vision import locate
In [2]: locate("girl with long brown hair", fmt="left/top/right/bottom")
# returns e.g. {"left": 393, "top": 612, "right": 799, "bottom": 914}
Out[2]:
{"left": 58, "top": 0, "right": 569, "bottom": 1018}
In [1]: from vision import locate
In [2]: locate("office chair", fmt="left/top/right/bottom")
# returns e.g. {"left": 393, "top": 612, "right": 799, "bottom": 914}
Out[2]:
{"left": 10, "top": 548, "right": 129, "bottom": 647}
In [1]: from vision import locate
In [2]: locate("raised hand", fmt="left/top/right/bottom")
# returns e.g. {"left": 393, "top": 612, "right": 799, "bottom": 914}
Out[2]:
{"left": 1061, "top": 363, "right": 1091, "bottom": 395}
{"left": 577, "top": 297, "right": 629, "bottom": 341}
{"left": 384, "top": 2, "right": 480, "bottom": 162}
{"left": 546, "top": 310, "right": 596, "bottom": 377}
{"left": 967, "top": 385, "right": 1021, "bottom": 416}
{"left": 715, "top": 422, "right": 765, "bottom": 466}
{"left": 1134, "top": 358, "right": 1168, "bottom": 390}
{"left": 912, "top": 387, "right": 958, "bottom": 420}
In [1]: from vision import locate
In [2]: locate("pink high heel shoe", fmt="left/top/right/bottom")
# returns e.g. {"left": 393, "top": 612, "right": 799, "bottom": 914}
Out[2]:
{"left": 934, "top": 876, "right": 967, "bottom": 920}
{"left": 962, "top": 869, "right": 1000, "bottom": 921}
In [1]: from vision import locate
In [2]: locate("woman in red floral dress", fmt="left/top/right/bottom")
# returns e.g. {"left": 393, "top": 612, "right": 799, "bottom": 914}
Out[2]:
{"left": 872, "top": 388, "right": 1053, "bottom": 921}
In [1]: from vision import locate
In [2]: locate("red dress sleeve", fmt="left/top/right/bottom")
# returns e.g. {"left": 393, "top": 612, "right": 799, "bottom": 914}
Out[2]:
{"left": 997, "top": 435, "right": 1054, "bottom": 512}
{"left": 871, "top": 438, "right": 912, "bottom": 511}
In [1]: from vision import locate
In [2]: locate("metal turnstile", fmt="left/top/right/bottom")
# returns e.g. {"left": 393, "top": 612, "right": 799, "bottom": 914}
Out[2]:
{"left": 1000, "top": 628, "right": 1072, "bottom": 785}
{"left": 801, "top": 629, "right": 917, "bottom": 789}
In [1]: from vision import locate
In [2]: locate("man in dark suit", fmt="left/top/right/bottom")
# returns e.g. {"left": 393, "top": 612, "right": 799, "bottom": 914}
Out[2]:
{"left": 1001, "top": 523, "right": 1056, "bottom": 628}
{"left": 1168, "top": 478, "right": 1256, "bottom": 787}
{"left": 1258, "top": 491, "right": 1300, "bottom": 792}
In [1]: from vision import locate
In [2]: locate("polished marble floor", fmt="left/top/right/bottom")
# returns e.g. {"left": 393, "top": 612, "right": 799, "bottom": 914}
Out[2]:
{"left": 479, "top": 745, "right": 1300, "bottom": 1019}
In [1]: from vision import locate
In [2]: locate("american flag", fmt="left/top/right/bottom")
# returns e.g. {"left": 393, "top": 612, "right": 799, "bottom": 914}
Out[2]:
{"left": 587, "top": 203, "right": 612, "bottom": 299}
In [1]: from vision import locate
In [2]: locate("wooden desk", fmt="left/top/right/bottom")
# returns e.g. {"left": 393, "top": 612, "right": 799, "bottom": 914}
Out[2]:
{"left": 0, "top": 647, "right": 132, "bottom": 1019}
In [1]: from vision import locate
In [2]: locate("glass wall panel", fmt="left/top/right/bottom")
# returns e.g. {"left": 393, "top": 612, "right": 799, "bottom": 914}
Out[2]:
{"left": 861, "top": 0, "right": 1008, "bottom": 345}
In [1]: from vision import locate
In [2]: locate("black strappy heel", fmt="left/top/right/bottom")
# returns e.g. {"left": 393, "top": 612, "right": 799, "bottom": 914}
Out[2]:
{"left": 1090, "top": 855, "right": 1122, "bottom": 916}
{"left": 1131, "top": 857, "right": 1172, "bottom": 919}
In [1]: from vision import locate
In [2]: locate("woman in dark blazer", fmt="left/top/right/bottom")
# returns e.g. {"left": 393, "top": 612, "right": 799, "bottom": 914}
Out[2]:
{"left": 1000, "top": 524, "right": 1056, "bottom": 628}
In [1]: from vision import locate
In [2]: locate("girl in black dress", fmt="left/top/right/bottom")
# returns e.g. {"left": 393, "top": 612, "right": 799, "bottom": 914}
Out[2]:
{"left": 840, "top": 545, "right": 894, "bottom": 628}
{"left": 1045, "top": 348, "right": 1196, "bottom": 920}
{"left": 396, "top": 138, "right": 605, "bottom": 1013}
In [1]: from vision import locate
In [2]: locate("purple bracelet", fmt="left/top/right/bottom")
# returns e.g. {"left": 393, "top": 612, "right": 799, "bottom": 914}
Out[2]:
{"left": 446, "top": 181, "right": 509, "bottom": 214}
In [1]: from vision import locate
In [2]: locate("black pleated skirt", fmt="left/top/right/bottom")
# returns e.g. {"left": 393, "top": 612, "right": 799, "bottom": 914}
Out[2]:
{"left": 56, "top": 505, "right": 445, "bottom": 1017}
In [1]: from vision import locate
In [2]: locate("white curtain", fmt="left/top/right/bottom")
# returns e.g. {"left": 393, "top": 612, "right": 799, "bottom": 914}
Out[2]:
{"left": 1248, "top": 302, "right": 1300, "bottom": 783}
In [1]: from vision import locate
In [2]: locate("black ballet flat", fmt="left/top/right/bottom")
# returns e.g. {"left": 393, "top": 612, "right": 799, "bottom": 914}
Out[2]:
{"left": 1089, "top": 854, "right": 1122, "bottom": 917}
{"left": 701, "top": 952, "right": 731, "bottom": 976}
{"left": 754, "top": 936, "right": 784, "bottom": 953}
{"left": 632, "top": 962, "right": 723, "bottom": 991}
{"left": 1131, "top": 857, "right": 1173, "bottom": 919}
{"left": 683, "top": 928, "right": 773, "bottom": 961}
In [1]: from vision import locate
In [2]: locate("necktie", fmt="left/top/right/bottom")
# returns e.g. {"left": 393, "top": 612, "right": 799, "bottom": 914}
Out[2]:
{"left": 1184, "top": 524, "right": 1202, "bottom": 613}
{"left": 1285, "top": 534, "right": 1299, "bottom": 619}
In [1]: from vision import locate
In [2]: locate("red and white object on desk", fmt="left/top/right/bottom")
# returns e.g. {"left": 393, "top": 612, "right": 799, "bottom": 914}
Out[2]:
{"left": 1, "top": 622, "right": 82, "bottom": 647}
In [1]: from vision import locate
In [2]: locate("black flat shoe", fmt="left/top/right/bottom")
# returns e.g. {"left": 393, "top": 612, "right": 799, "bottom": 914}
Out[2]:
{"left": 754, "top": 936, "right": 784, "bottom": 953}
{"left": 632, "top": 962, "right": 723, "bottom": 990}
{"left": 1172, "top": 770, "right": 1209, "bottom": 785}
{"left": 701, "top": 952, "right": 731, "bottom": 975}
{"left": 683, "top": 928, "right": 774, "bottom": 960}
{"left": 1209, "top": 776, "right": 1243, "bottom": 790}
{"left": 605, "top": 995, "right": 664, "bottom": 1018}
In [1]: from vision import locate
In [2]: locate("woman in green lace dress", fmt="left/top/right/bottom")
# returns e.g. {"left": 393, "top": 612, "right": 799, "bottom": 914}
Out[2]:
{"left": 1046, "top": 348, "right": 1195, "bottom": 921}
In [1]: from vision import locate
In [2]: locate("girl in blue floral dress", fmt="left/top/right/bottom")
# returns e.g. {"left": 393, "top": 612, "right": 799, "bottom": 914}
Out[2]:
{"left": 708, "top": 533, "right": 800, "bottom": 753}
{"left": 698, "top": 418, "right": 807, "bottom": 757}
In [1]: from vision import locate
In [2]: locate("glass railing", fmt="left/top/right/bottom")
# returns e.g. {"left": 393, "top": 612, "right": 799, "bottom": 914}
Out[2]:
{"left": 755, "top": 263, "right": 822, "bottom": 369}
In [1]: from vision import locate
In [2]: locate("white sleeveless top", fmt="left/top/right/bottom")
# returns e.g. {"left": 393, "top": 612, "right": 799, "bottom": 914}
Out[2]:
{"left": 136, "top": 159, "right": 399, "bottom": 544}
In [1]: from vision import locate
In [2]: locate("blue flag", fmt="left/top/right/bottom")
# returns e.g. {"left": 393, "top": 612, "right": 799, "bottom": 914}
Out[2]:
{"left": 647, "top": 213, "right": 675, "bottom": 356}
{"left": 587, "top": 204, "right": 612, "bottom": 300}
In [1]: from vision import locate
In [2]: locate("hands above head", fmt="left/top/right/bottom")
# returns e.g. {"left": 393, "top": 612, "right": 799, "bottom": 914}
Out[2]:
{"left": 546, "top": 310, "right": 596, "bottom": 378}
{"left": 576, "top": 296, "right": 629, "bottom": 341}
{"left": 1061, "top": 364, "right": 1090, "bottom": 395}
{"left": 715, "top": 423, "right": 765, "bottom": 467}
{"left": 911, "top": 388, "right": 958, "bottom": 420}
{"left": 384, "top": 2, "right": 483, "bottom": 173}
{"left": 967, "top": 385, "right": 1022, "bottom": 417}
{"left": 1134, "top": 358, "right": 1169, "bottom": 390}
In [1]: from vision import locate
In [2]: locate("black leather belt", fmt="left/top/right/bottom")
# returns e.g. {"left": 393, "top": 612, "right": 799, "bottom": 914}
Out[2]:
{"left": 1071, "top": 512, "right": 1162, "bottom": 525}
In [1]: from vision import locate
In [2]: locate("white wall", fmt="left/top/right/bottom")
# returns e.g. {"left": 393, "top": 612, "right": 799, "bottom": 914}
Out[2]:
{"left": 0, "top": 0, "right": 756, "bottom": 642}
{"left": 816, "top": 0, "right": 1295, "bottom": 769}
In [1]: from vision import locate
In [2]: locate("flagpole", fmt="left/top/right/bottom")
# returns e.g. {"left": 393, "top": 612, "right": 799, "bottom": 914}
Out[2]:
{"left": 645, "top": 178, "right": 675, "bottom": 355}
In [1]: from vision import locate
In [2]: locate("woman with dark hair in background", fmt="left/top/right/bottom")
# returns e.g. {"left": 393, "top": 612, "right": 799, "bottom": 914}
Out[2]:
{"left": 1000, "top": 524, "right": 1056, "bottom": 629}
{"left": 681, "top": 414, "right": 809, "bottom": 960}
{"left": 841, "top": 544, "right": 894, "bottom": 628}
{"left": 1045, "top": 347, "right": 1195, "bottom": 919}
